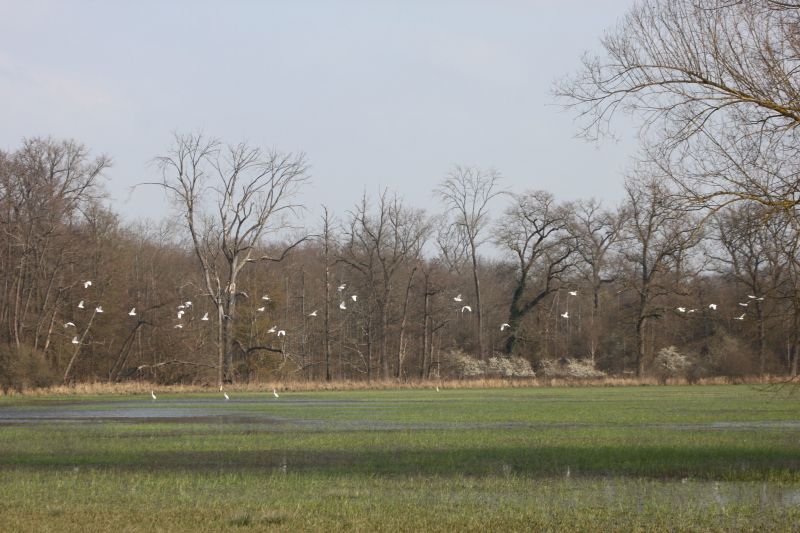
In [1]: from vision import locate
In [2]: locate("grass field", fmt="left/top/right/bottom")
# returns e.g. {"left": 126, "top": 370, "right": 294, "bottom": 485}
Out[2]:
{"left": 1, "top": 385, "right": 799, "bottom": 531}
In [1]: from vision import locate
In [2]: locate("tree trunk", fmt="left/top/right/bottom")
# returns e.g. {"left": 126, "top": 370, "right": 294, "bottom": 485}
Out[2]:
{"left": 396, "top": 267, "right": 416, "bottom": 379}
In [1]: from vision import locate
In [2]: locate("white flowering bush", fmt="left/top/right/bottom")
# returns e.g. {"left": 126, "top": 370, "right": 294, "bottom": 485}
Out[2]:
{"left": 539, "top": 357, "right": 606, "bottom": 379}
{"left": 440, "top": 349, "right": 486, "bottom": 378}
{"left": 486, "top": 356, "right": 535, "bottom": 378}
{"left": 653, "top": 345, "right": 692, "bottom": 383}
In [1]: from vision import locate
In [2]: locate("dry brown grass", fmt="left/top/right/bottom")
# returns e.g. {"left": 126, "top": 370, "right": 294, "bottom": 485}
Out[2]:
{"left": 1, "top": 374, "right": 792, "bottom": 396}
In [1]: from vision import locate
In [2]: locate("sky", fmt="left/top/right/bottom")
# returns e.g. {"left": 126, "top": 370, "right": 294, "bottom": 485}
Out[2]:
{"left": 0, "top": 0, "right": 638, "bottom": 226}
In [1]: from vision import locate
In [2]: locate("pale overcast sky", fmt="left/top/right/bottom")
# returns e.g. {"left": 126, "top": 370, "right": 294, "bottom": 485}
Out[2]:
{"left": 0, "top": 0, "right": 637, "bottom": 224}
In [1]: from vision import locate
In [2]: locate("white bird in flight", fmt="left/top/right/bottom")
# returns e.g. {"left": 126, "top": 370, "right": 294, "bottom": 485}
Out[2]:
{"left": 461, "top": 305, "right": 472, "bottom": 313}
{"left": 309, "top": 310, "right": 318, "bottom": 317}
{"left": 568, "top": 290, "right": 578, "bottom": 296}
{"left": 151, "top": 390, "right": 157, "bottom": 400}
{"left": 561, "top": 311, "right": 569, "bottom": 319}
{"left": 128, "top": 308, "right": 136, "bottom": 316}
{"left": 273, "top": 388, "right": 279, "bottom": 398}
{"left": 261, "top": 295, "right": 270, "bottom": 301}
{"left": 747, "top": 295, "right": 765, "bottom": 301}
{"left": 84, "top": 280, "right": 92, "bottom": 289}
{"left": 677, "top": 307, "right": 686, "bottom": 313}
{"left": 177, "top": 304, "right": 185, "bottom": 310}
{"left": 500, "top": 323, "right": 510, "bottom": 331}
{"left": 201, "top": 312, "right": 209, "bottom": 321}
{"left": 277, "top": 330, "right": 286, "bottom": 337}
{"left": 95, "top": 306, "right": 103, "bottom": 313}
{"left": 77, "top": 300, "right": 84, "bottom": 309}
{"left": 177, "top": 310, "right": 185, "bottom": 319}
{"left": 257, "top": 306, "right": 266, "bottom": 312}
{"left": 185, "top": 301, "right": 192, "bottom": 307}
{"left": 267, "top": 325, "right": 277, "bottom": 334}
{"left": 687, "top": 309, "right": 697, "bottom": 313}
{"left": 337, "top": 284, "right": 346, "bottom": 292}
{"left": 453, "top": 294, "right": 463, "bottom": 302}
{"left": 735, "top": 313, "right": 746, "bottom": 320}
{"left": 339, "top": 301, "right": 347, "bottom": 310}
{"left": 71, "top": 336, "right": 79, "bottom": 344}
{"left": 351, "top": 294, "right": 358, "bottom": 302}
{"left": 174, "top": 324, "right": 183, "bottom": 329}
{"left": 64, "top": 322, "right": 75, "bottom": 328}
{"left": 738, "top": 302, "right": 748, "bottom": 307}
{"left": 708, "top": 303, "right": 717, "bottom": 310}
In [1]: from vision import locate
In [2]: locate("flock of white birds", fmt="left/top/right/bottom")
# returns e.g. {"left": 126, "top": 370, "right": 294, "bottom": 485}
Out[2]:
{"left": 67, "top": 280, "right": 760, "bottom": 401}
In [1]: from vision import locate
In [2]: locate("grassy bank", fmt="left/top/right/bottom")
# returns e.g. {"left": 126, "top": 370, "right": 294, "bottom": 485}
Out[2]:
{"left": 1, "top": 385, "right": 799, "bottom": 531}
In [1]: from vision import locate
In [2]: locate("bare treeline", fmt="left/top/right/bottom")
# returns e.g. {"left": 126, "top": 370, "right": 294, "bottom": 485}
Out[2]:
{"left": 2, "top": 0, "right": 799, "bottom": 388}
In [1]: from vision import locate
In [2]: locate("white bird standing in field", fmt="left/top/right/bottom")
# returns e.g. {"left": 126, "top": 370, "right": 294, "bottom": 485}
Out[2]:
{"left": 220, "top": 386, "right": 229, "bottom": 401}
{"left": 77, "top": 300, "right": 84, "bottom": 309}
{"left": 201, "top": 312, "right": 209, "bottom": 321}
{"left": 151, "top": 390, "right": 157, "bottom": 401}
{"left": 129, "top": 308, "right": 136, "bottom": 316}
{"left": 95, "top": 306, "right": 103, "bottom": 313}
{"left": 309, "top": 310, "right": 318, "bottom": 317}
{"left": 453, "top": 294, "right": 463, "bottom": 302}
{"left": 64, "top": 322, "right": 75, "bottom": 328}
{"left": 735, "top": 313, "right": 746, "bottom": 320}
{"left": 351, "top": 294, "right": 358, "bottom": 302}
{"left": 273, "top": 388, "right": 279, "bottom": 398}
{"left": 568, "top": 290, "right": 578, "bottom": 296}
{"left": 561, "top": 311, "right": 569, "bottom": 319}
{"left": 436, "top": 386, "right": 440, "bottom": 392}
{"left": 461, "top": 305, "right": 472, "bottom": 313}
{"left": 708, "top": 303, "right": 717, "bottom": 310}
{"left": 339, "top": 301, "right": 347, "bottom": 310}
{"left": 71, "top": 336, "right": 79, "bottom": 344}
{"left": 84, "top": 280, "right": 92, "bottom": 289}
{"left": 500, "top": 323, "right": 510, "bottom": 331}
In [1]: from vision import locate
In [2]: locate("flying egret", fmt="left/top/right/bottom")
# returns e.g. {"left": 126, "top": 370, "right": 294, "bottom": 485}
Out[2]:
{"left": 738, "top": 302, "right": 748, "bottom": 307}
{"left": 453, "top": 294, "right": 463, "bottom": 302}
{"left": 568, "top": 290, "right": 578, "bottom": 296}
{"left": 77, "top": 300, "right": 84, "bottom": 309}
{"left": 461, "top": 305, "right": 472, "bottom": 313}
{"left": 177, "top": 310, "right": 185, "bottom": 319}
{"left": 268, "top": 325, "right": 277, "bottom": 334}
{"left": 128, "top": 308, "right": 136, "bottom": 316}
{"left": 687, "top": 309, "right": 697, "bottom": 313}
{"left": 201, "top": 312, "right": 209, "bottom": 321}
{"left": 337, "top": 284, "right": 346, "bottom": 292}
{"left": 747, "top": 295, "right": 764, "bottom": 301}
{"left": 500, "top": 323, "right": 510, "bottom": 331}
{"left": 95, "top": 306, "right": 103, "bottom": 313}
{"left": 339, "top": 301, "right": 347, "bottom": 310}
{"left": 708, "top": 303, "right": 717, "bottom": 310}
{"left": 273, "top": 388, "right": 279, "bottom": 398}
{"left": 277, "top": 330, "right": 286, "bottom": 337}
{"left": 151, "top": 390, "right": 157, "bottom": 400}
{"left": 174, "top": 324, "right": 183, "bottom": 329}
{"left": 64, "top": 322, "right": 75, "bottom": 328}
{"left": 261, "top": 295, "right": 270, "bottom": 301}
{"left": 351, "top": 294, "right": 357, "bottom": 302}
{"left": 561, "top": 311, "right": 569, "bottom": 319}
{"left": 185, "top": 301, "right": 192, "bottom": 307}
{"left": 177, "top": 304, "right": 185, "bottom": 310}
{"left": 309, "top": 310, "right": 318, "bottom": 317}
{"left": 84, "top": 280, "right": 92, "bottom": 289}
{"left": 257, "top": 306, "right": 266, "bottom": 312}
{"left": 677, "top": 307, "right": 686, "bottom": 313}
{"left": 735, "top": 313, "right": 746, "bottom": 320}
{"left": 71, "top": 336, "right": 79, "bottom": 344}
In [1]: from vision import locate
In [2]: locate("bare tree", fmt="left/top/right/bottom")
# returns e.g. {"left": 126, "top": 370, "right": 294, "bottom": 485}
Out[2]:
{"left": 494, "top": 191, "right": 578, "bottom": 355}
{"left": 436, "top": 166, "right": 503, "bottom": 358}
{"left": 153, "top": 133, "right": 308, "bottom": 385}
{"left": 557, "top": 0, "right": 800, "bottom": 214}
{"left": 621, "top": 176, "right": 700, "bottom": 376}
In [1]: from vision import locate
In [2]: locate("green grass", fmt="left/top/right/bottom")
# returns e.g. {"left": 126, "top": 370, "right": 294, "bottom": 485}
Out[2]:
{"left": 1, "top": 385, "right": 799, "bottom": 531}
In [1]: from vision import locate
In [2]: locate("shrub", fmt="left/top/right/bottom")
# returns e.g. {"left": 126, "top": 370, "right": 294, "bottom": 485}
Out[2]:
{"left": 652, "top": 346, "right": 692, "bottom": 384}
{"left": 486, "top": 356, "right": 535, "bottom": 378}
{"left": 0, "top": 344, "right": 58, "bottom": 392}
{"left": 440, "top": 349, "right": 486, "bottom": 379}
{"left": 539, "top": 357, "right": 606, "bottom": 379}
